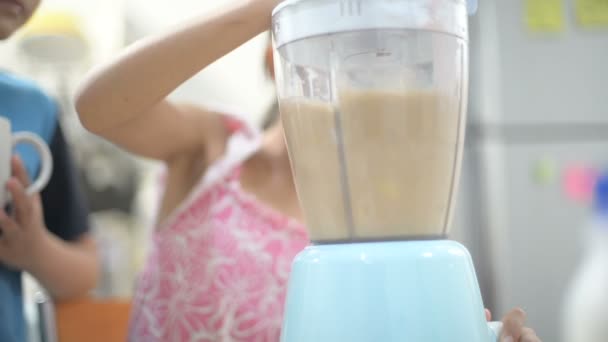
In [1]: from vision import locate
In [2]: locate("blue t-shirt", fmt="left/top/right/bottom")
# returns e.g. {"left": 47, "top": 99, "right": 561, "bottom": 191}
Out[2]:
{"left": 0, "top": 73, "right": 90, "bottom": 341}
{"left": 1, "top": 73, "right": 56, "bottom": 176}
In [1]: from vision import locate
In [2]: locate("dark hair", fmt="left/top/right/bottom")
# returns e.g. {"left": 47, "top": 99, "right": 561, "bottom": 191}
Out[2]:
{"left": 262, "top": 101, "right": 279, "bottom": 130}
{"left": 263, "top": 33, "right": 279, "bottom": 130}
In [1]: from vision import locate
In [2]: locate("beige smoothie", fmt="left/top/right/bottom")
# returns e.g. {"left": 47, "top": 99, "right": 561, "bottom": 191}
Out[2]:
{"left": 280, "top": 88, "right": 463, "bottom": 241}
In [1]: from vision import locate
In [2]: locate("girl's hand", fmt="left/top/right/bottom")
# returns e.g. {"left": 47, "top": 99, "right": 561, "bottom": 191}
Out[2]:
{"left": 247, "top": 0, "right": 285, "bottom": 22}
{"left": 256, "top": 0, "right": 284, "bottom": 10}
{"left": 486, "top": 308, "right": 541, "bottom": 342}
{"left": 0, "top": 156, "right": 51, "bottom": 271}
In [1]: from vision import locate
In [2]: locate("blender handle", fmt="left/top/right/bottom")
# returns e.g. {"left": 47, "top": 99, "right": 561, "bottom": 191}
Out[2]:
{"left": 488, "top": 321, "right": 503, "bottom": 341}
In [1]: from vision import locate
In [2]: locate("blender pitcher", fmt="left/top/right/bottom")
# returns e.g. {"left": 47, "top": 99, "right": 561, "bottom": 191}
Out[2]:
{"left": 273, "top": 1, "right": 504, "bottom": 341}
{"left": 274, "top": 0, "right": 468, "bottom": 242}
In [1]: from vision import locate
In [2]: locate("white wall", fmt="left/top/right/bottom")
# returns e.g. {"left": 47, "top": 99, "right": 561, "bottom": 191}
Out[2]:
{"left": 37, "top": 0, "right": 126, "bottom": 62}
{"left": 126, "top": 0, "right": 276, "bottom": 126}
{"left": 0, "top": 0, "right": 275, "bottom": 126}
{"left": 0, "top": 0, "right": 125, "bottom": 67}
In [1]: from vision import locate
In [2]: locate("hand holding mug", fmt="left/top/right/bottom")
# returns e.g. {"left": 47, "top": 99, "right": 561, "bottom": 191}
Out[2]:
{"left": 0, "top": 156, "right": 51, "bottom": 270}
{"left": 1, "top": 117, "right": 53, "bottom": 208}
{"left": 0, "top": 117, "right": 53, "bottom": 270}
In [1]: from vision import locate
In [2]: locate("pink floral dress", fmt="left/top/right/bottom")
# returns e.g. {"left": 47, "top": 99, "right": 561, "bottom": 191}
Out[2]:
{"left": 129, "top": 116, "right": 309, "bottom": 341}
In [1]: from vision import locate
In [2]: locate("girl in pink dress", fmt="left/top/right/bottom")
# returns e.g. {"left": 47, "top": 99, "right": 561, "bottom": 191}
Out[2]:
{"left": 75, "top": 0, "right": 541, "bottom": 341}
{"left": 128, "top": 113, "right": 308, "bottom": 341}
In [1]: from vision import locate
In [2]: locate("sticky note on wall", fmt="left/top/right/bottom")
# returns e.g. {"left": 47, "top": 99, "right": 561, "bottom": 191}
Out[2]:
{"left": 525, "top": 0, "right": 566, "bottom": 32}
{"left": 563, "top": 165, "right": 599, "bottom": 203}
{"left": 575, "top": 0, "right": 608, "bottom": 27}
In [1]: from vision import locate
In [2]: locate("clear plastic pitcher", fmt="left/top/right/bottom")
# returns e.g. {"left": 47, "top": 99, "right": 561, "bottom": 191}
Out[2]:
{"left": 272, "top": 0, "right": 469, "bottom": 242}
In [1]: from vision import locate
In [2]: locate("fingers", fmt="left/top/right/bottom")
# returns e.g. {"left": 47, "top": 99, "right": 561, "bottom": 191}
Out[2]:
{"left": 485, "top": 309, "right": 492, "bottom": 321}
{"left": 0, "top": 209, "right": 19, "bottom": 241}
{"left": 11, "top": 156, "right": 31, "bottom": 187}
{"left": 520, "top": 327, "right": 541, "bottom": 342}
{"left": 6, "top": 178, "right": 33, "bottom": 226}
{"left": 501, "top": 308, "right": 527, "bottom": 342}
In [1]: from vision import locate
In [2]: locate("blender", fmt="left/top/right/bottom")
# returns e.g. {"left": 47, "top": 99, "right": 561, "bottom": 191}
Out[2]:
{"left": 272, "top": 0, "right": 503, "bottom": 341}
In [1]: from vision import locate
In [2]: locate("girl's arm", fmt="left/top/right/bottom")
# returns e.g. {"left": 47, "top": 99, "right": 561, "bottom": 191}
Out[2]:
{"left": 76, "top": 0, "right": 278, "bottom": 161}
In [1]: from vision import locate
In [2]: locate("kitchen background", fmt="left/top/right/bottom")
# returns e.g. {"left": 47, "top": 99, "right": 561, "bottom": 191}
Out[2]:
{"left": 1, "top": 0, "right": 606, "bottom": 341}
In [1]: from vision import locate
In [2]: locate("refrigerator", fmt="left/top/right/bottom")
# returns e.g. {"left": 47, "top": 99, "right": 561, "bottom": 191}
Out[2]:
{"left": 450, "top": 1, "right": 608, "bottom": 342}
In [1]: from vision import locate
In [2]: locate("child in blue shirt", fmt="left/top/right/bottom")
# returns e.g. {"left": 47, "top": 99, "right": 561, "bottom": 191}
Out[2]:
{"left": 0, "top": 1, "right": 99, "bottom": 340}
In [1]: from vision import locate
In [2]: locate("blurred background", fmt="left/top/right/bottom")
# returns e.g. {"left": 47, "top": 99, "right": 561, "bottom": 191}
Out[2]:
{"left": 0, "top": 0, "right": 606, "bottom": 341}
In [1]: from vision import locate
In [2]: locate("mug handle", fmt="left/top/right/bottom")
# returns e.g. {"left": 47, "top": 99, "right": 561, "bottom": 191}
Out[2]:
{"left": 488, "top": 321, "right": 504, "bottom": 342}
{"left": 12, "top": 132, "right": 53, "bottom": 194}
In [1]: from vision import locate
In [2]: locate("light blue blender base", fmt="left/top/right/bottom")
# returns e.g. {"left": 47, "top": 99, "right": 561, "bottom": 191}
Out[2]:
{"left": 281, "top": 240, "right": 499, "bottom": 342}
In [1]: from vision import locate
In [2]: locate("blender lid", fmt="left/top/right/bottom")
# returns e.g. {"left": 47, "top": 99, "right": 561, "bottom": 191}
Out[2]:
{"left": 272, "top": 0, "right": 468, "bottom": 48}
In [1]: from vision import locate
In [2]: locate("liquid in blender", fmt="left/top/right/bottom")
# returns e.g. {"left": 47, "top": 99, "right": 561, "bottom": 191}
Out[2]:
{"left": 281, "top": 88, "right": 463, "bottom": 241}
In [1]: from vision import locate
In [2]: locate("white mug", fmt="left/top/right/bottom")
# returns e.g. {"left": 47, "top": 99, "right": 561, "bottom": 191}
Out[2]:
{"left": 0, "top": 116, "right": 53, "bottom": 207}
